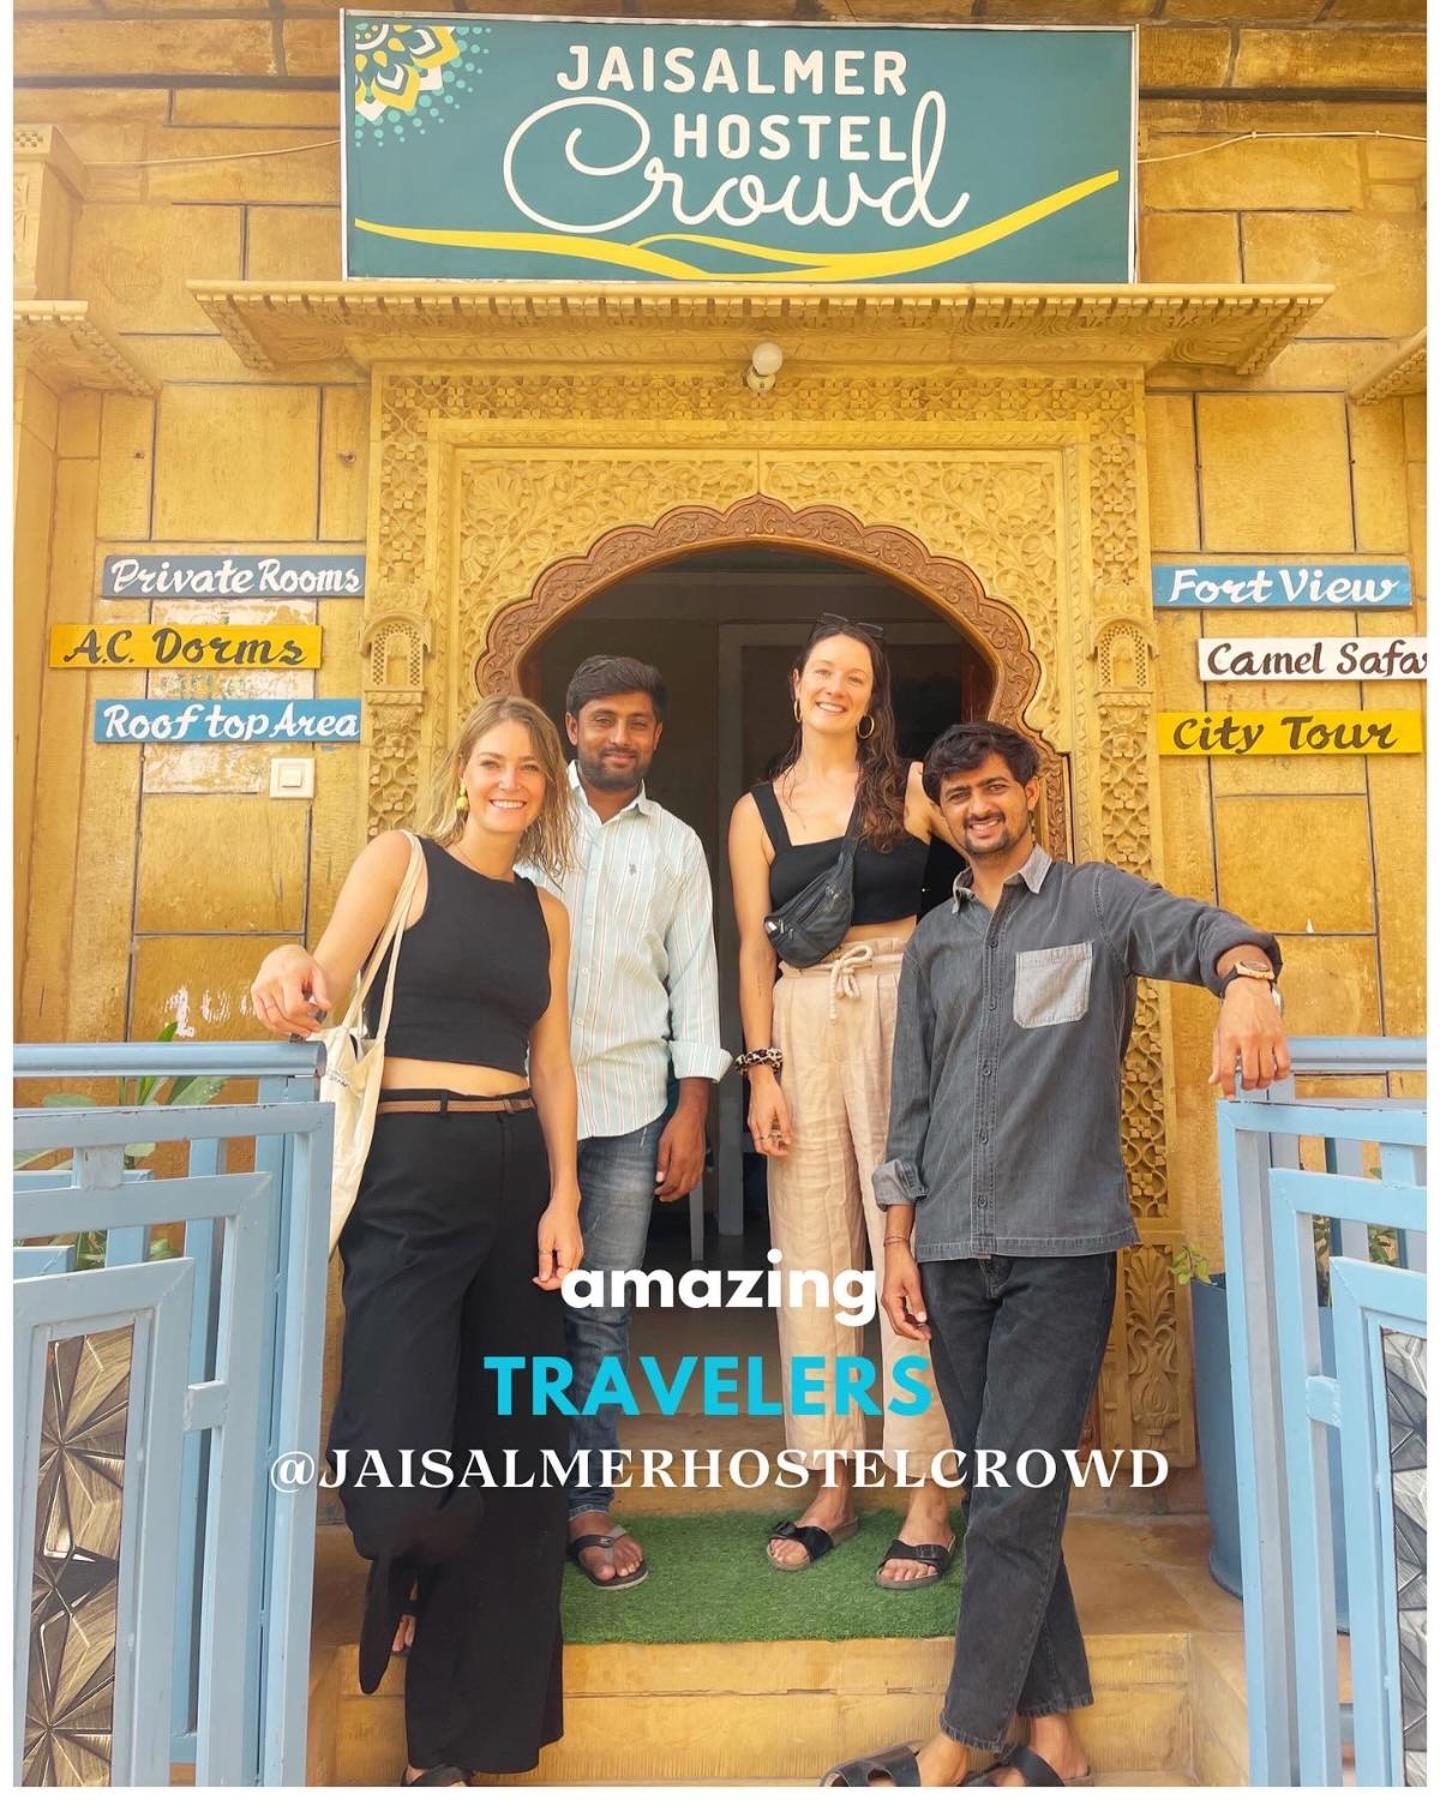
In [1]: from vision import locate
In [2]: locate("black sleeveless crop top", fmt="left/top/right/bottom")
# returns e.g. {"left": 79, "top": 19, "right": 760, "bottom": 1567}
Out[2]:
{"left": 365, "top": 838, "right": 551, "bottom": 1076}
{"left": 753, "top": 783, "right": 929, "bottom": 926}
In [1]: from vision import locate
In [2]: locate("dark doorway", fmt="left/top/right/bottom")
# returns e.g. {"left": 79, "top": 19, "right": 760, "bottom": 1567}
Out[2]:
{"left": 524, "top": 544, "right": 994, "bottom": 1253}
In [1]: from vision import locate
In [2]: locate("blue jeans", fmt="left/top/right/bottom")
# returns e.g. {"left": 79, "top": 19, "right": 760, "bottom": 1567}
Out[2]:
{"left": 921, "top": 1253, "right": 1118, "bottom": 1753}
{"left": 564, "top": 1113, "right": 665, "bottom": 1518}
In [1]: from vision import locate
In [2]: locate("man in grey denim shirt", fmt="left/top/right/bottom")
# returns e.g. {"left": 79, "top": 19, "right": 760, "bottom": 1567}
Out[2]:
{"left": 825, "top": 723, "right": 1289, "bottom": 1792}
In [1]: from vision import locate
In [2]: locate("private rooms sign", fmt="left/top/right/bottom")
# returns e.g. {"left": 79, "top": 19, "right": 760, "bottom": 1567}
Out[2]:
{"left": 342, "top": 12, "right": 1135, "bottom": 282}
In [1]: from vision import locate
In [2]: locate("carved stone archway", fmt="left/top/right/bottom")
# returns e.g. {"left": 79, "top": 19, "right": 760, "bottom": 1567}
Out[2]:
{"left": 357, "top": 350, "right": 1195, "bottom": 1468}
{"left": 473, "top": 495, "right": 1070, "bottom": 853}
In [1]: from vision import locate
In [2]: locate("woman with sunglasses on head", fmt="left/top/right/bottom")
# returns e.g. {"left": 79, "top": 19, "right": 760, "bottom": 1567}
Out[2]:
{"left": 728, "top": 615, "right": 960, "bottom": 1591}
{"left": 250, "top": 694, "right": 581, "bottom": 1789}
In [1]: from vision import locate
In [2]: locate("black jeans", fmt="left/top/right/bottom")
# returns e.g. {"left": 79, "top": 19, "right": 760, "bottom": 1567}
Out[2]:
{"left": 920, "top": 1252, "right": 1118, "bottom": 1753}
{"left": 330, "top": 1094, "right": 567, "bottom": 1774}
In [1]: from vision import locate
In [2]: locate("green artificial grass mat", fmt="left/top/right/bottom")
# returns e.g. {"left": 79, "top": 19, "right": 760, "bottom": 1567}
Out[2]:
{"left": 562, "top": 1509, "right": 964, "bottom": 1644}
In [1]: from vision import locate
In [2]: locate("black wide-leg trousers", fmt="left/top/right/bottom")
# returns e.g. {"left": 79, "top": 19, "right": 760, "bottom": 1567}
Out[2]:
{"left": 330, "top": 1095, "right": 568, "bottom": 1774}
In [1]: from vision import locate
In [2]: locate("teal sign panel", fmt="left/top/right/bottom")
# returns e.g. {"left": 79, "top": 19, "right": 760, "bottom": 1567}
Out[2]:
{"left": 343, "top": 13, "right": 1135, "bottom": 283}
{"left": 94, "top": 700, "right": 362, "bottom": 743}
{"left": 1153, "top": 563, "right": 1413, "bottom": 609}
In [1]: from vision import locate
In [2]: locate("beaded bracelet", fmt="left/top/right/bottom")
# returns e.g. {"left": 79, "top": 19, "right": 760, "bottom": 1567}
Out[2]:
{"left": 735, "top": 1047, "right": 784, "bottom": 1074}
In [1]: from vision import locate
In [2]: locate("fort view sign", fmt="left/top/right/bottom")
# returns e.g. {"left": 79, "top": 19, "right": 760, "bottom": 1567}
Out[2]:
{"left": 342, "top": 12, "right": 1136, "bottom": 282}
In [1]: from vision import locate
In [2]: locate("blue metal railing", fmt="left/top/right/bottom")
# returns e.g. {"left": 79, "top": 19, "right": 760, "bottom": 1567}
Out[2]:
{"left": 13, "top": 1042, "right": 329, "bottom": 1786}
{"left": 1218, "top": 1036, "right": 1427, "bottom": 1787}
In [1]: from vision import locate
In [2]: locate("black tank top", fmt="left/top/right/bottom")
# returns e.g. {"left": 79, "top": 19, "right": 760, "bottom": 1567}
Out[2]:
{"left": 366, "top": 838, "right": 551, "bottom": 1076}
{"left": 753, "top": 783, "right": 929, "bottom": 926}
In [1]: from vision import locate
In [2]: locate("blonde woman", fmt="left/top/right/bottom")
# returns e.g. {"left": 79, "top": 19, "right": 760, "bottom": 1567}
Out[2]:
{"left": 251, "top": 695, "right": 580, "bottom": 1788}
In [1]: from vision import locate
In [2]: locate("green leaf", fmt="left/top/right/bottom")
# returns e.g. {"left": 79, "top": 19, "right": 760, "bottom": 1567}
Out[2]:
{"left": 40, "top": 1093, "right": 98, "bottom": 1107}
{"left": 135, "top": 1023, "right": 182, "bottom": 1106}
{"left": 165, "top": 1075, "right": 227, "bottom": 1110}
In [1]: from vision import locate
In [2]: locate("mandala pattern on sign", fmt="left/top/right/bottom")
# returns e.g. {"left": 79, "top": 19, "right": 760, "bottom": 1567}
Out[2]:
{"left": 351, "top": 20, "right": 483, "bottom": 146}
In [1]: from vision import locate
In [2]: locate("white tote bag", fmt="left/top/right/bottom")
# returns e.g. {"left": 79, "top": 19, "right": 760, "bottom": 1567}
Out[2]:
{"left": 318, "top": 831, "right": 424, "bottom": 1254}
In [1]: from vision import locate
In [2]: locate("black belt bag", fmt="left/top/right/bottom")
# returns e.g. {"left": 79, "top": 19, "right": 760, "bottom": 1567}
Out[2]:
{"left": 763, "top": 800, "right": 861, "bottom": 969}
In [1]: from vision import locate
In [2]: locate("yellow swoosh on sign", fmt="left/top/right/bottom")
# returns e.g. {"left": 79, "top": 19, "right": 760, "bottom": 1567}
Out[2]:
{"left": 353, "top": 168, "right": 1121, "bottom": 280}
{"left": 633, "top": 170, "right": 1122, "bottom": 279}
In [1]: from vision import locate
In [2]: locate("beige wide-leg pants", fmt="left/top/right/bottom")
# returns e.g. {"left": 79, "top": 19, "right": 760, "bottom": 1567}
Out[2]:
{"left": 769, "top": 937, "right": 950, "bottom": 1468}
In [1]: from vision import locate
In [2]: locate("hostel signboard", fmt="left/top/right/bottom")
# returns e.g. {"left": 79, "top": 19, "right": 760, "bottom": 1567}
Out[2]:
{"left": 342, "top": 12, "right": 1135, "bottom": 282}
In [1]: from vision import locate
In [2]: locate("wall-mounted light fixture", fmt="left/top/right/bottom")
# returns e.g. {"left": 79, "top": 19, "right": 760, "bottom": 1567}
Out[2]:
{"left": 745, "top": 341, "right": 784, "bottom": 394}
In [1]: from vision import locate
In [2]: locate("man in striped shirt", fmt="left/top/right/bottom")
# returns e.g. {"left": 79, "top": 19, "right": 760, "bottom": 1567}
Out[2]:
{"left": 533, "top": 655, "right": 732, "bottom": 1589}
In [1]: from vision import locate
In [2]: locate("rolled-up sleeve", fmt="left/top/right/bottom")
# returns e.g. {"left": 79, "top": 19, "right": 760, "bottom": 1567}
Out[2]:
{"left": 873, "top": 941, "right": 934, "bottom": 1208}
{"left": 665, "top": 836, "right": 733, "bottom": 1083}
{"left": 1094, "top": 866, "right": 1282, "bottom": 996}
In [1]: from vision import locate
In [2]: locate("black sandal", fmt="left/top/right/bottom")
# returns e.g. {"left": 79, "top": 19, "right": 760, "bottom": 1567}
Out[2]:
{"left": 767, "top": 1516, "right": 859, "bottom": 1570}
{"left": 567, "top": 1529, "right": 649, "bottom": 1590}
{"left": 400, "top": 1764, "right": 469, "bottom": 1787}
{"left": 821, "top": 1742, "right": 921, "bottom": 1785}
{"left": 974, "top": 1744, "right": 1092, "bottom": 1787}
{"left": 874, "top": 1536, "right": 956, "bottom": 1591}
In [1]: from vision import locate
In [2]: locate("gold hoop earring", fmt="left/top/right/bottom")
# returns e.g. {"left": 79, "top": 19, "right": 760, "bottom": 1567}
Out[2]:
{"left": 456, "top": 786, "right": 469, "bottom": 817}
{"left": 857, "top": 715, "right": 876, "bottom": 740}
{"left": 793, "top": 699, "right": 802, "bottom": 723}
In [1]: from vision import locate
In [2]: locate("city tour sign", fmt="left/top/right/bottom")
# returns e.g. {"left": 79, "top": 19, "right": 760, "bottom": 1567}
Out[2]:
{"left": 1156, "top": 710, "right": 1423, "bottom": 757}
{"left": 342, "top": 12, "right": 1135, "bottom": 282}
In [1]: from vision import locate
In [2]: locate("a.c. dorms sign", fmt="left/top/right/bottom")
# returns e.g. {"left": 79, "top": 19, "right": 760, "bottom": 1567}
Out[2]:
{"left": 342, "top": 12, "right": 1135, "bottom": 282}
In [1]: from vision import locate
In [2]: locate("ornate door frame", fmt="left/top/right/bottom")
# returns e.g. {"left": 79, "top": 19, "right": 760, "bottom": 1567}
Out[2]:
{"left": 357, "top": 355, "right": 1192, "bottom": 1462}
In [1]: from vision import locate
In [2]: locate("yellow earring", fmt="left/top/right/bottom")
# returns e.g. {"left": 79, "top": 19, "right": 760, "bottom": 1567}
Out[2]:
{"left": 456, "top": 786, "right": 469, "bottom": 817}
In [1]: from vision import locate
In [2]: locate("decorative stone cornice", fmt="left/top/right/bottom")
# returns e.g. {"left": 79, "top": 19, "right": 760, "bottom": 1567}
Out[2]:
{"left": 1351, "top": 329, "right": 1426, "bottom": 405}
{"left": 189, "top": 280, "right": 1331, "bottom": 379}
{"left": 14, "top": 302, "right": 155, "bottom": 397}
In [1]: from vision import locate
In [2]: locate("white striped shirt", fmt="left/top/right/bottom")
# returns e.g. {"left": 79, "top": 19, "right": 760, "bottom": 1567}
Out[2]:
{"left": 529, "top": 763, "right": 732, "bottom": 1140}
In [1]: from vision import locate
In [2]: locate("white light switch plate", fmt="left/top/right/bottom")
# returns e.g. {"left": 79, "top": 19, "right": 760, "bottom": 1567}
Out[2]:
{"left": 270, "top": 758, "right": 315, "bottom": 799}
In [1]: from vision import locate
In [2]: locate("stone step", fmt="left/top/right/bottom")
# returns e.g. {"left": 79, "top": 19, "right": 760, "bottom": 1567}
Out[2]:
{"left": 313, "top": 1631, "right": 1209, "bottom": 1786}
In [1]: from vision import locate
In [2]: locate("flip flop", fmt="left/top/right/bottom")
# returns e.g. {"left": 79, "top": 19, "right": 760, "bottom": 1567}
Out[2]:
{"left": 874, "top": 1536, "right": 957, "bottom": 1591}
{"left": 821, "top": 1742, "right": 921, "bottom": 1785}
{"left": 767, "top": 1517, "right": 860, "bottom": 1570}
{"left": 568, "top": 1529, "right": 649, "bottom": 1590}
{"left": 400, "top": 1764, "right": 469, "bottom": 1787}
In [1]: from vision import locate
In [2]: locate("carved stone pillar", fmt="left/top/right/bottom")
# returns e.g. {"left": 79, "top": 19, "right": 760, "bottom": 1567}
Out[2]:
{"left": 1090, "top": 616, "right": 1194, "bottom": 1464}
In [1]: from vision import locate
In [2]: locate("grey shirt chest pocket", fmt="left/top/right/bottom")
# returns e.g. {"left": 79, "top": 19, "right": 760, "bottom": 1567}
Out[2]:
{"left": 1013, "top": 941, "right": 1094, "bottom": 1027}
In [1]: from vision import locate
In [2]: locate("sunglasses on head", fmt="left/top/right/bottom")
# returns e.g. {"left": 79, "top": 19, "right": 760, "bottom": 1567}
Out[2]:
{"left": 811, "top": 611, "right": 886, "bottom": 642}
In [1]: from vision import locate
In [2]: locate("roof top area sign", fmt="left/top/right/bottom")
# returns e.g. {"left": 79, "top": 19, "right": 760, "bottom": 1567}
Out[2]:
{"left": 342, "top": 12, "right": 1136, "bottom": 283}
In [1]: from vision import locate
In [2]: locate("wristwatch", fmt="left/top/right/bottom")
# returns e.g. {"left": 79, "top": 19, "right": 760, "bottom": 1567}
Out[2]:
{"left": 1219, "top": 960, "right": 1283, "bottom": 1012}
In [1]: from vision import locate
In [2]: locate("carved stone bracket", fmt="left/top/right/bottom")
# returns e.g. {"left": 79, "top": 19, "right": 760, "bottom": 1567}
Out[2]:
{"left": 14, "top": 302, "right": 154, "bottom": 397}
{"left": 1351, "top": 328, "right": 1427, "bottom": 405}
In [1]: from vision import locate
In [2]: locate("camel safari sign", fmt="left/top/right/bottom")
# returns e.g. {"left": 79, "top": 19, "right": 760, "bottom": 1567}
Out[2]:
{"left": 341, "top": 12, "right": 1136, "bottom": 282}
